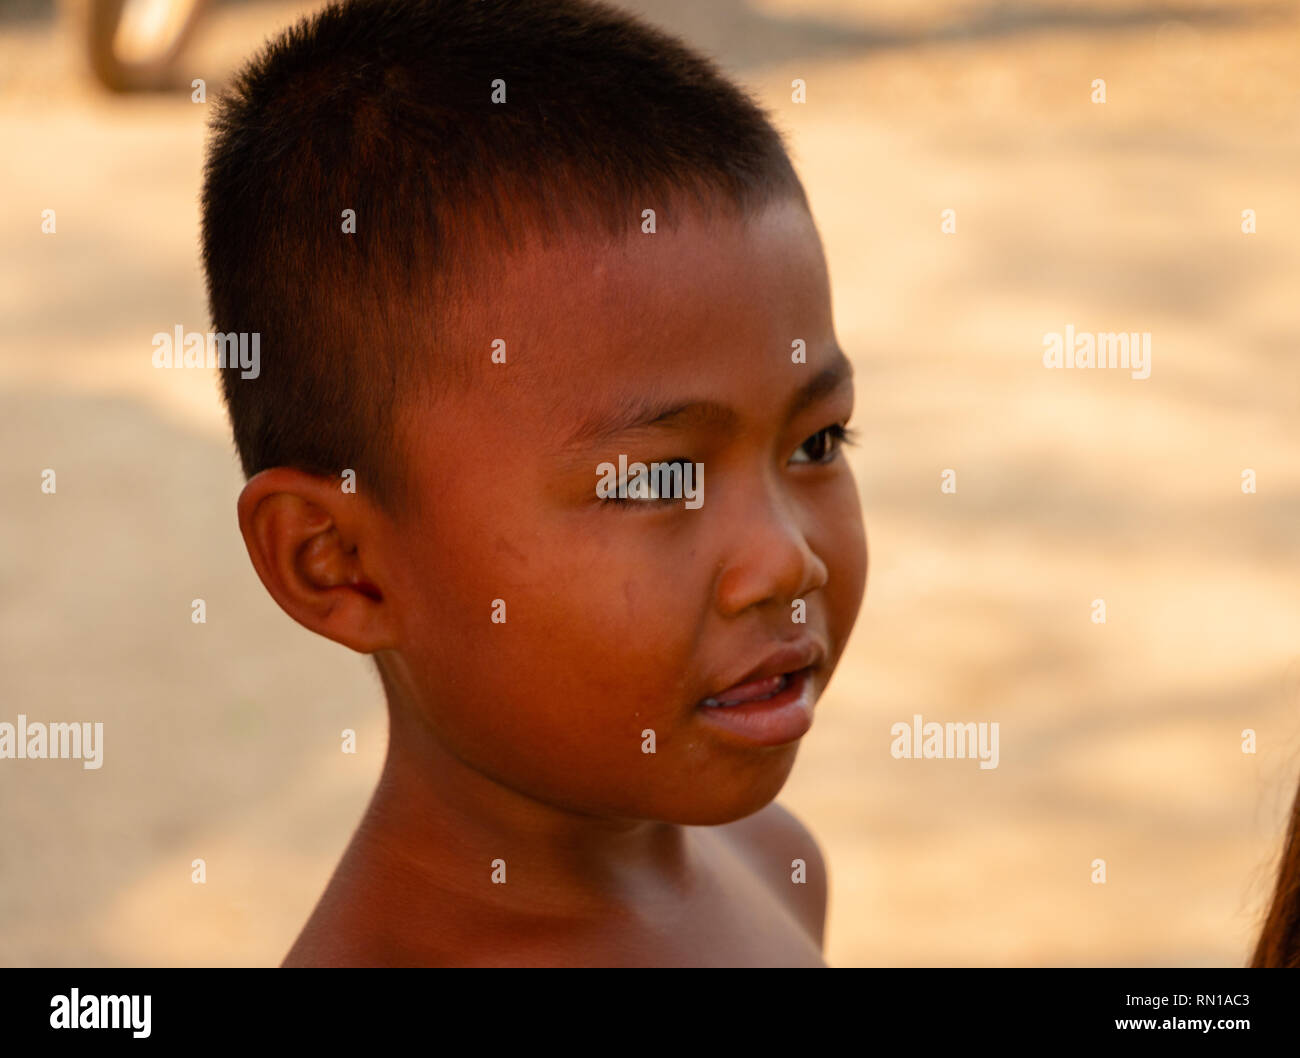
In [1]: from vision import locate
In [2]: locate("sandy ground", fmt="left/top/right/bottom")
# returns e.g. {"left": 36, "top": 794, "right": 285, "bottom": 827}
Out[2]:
{"left": 1, "top": 0, "right": 1299, "bottom": 966}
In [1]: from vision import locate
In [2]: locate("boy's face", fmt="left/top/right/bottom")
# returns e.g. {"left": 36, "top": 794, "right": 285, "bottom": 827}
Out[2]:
{"left": 381, "top": 196, "right": 867, "bottom": 825}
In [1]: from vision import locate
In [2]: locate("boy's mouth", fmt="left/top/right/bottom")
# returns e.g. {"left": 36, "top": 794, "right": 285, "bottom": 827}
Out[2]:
{"left": 694, "top": 666, "right": 817, "bottom": 746}
{"left": 697, "top": 639, "right": 825, "bottom": 708}
{"left": 693, "top": 639, "right": 825, "bottom": 747}
{"left": 700, "top": 670, "right": 798, "bottom": 708}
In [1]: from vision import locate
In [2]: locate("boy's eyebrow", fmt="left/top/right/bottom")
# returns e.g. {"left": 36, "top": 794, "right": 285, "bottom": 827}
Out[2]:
{"left": 561, "top": 348, "right": 854, "bottom": 450}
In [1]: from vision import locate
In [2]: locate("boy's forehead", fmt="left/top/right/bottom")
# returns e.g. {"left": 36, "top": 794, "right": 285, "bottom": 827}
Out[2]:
{"left": 468, "top": 197, "right": 829, "bottom": 391}
{"left": 403, "top": 198, "right": 843, "bottom": 491}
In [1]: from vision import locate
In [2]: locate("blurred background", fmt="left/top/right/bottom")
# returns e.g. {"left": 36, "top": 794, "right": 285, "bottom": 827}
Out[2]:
{"left": 1, "top": 0, "right": 1298, "bottom": 966}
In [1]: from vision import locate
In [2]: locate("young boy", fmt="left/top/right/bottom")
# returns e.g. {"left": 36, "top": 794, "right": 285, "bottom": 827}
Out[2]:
{"left": 201, "top": 0, "right": 867, "bottom": 966}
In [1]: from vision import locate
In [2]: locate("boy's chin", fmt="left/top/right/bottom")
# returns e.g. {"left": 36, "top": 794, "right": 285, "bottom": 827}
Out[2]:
{"left": 651, "top": 763, "right": 799, "bottom": 827}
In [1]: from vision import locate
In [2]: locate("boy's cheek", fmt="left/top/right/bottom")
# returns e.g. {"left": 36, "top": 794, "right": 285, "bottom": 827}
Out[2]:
{"left": 404, "top": 579, "right": 691, "bottom": 713}
{"left": 424, "top": 663, "right": 694, "bottom": 803}
{"left": 801, "top": 489, "right": 865, "bottom": 643}
{"left": 829, "top": 504, "right": 869, "bottom": 645}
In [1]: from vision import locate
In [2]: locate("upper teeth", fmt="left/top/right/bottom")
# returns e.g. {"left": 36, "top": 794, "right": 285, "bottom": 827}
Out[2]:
{"left": 702, "top": 672, "right": 790, "bottom": 707}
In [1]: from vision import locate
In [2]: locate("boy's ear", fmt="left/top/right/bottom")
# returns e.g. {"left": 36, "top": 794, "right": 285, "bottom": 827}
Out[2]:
{"left": 237, "top": 467, "right": 396, "bottom": 653}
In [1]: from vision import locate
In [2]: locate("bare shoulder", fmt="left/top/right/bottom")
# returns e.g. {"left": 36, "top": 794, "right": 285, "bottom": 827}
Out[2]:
{"left": 281, "top": 907, "right": 456, "bottom": 968}
{"left": 279, "top": 866, "right": 444, "bottom": 968}
{"left": 280, "top": 910, "right": 388, "bottom": 968}
{"left": 717, "top": 801, "right": 829, "bottom": 948}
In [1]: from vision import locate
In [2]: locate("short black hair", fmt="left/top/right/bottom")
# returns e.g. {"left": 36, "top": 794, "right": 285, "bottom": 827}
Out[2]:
{"left": 201, "top": 0, "right": 808, "bottom": 512}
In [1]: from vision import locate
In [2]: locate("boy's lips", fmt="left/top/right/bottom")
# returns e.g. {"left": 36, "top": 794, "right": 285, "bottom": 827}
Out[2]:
{"left": 694, "top": 639, "right": 826, "bottom": 746}
{"left": 701, "top": 670, "right": 793, "bottom": 707}
{"left": 698, "top": 639, "right": 826, "bottom": 706}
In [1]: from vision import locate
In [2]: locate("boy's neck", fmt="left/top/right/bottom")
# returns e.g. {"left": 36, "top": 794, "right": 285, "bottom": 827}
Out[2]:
{"left": 356, "top": 700, "right": 700, "bottom": 919}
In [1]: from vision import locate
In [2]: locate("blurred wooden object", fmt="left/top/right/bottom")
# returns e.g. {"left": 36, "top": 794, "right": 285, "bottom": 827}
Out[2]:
{"left": 63, "top": 0, "right": 211, "bottom": 91}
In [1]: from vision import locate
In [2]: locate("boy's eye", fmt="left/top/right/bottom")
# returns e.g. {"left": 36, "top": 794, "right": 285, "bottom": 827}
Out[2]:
{"left": 790, "top": 423, "right": 858, "bottom": 465}
{"left": 601, "top": 459, "right": 692, "bottom": 508}
{"left": 598, "top": 428, "right": 857, "bottom": 510}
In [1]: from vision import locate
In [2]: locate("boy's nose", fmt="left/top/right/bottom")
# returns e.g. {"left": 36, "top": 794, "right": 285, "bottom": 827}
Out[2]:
{"left": 713, "top": 493, "right": 828, "bottom": 618}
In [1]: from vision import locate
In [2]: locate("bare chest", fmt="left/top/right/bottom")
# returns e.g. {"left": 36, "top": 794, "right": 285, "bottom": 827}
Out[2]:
{"left": 573, "top": 837, "right": 826, "bottom": 967}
